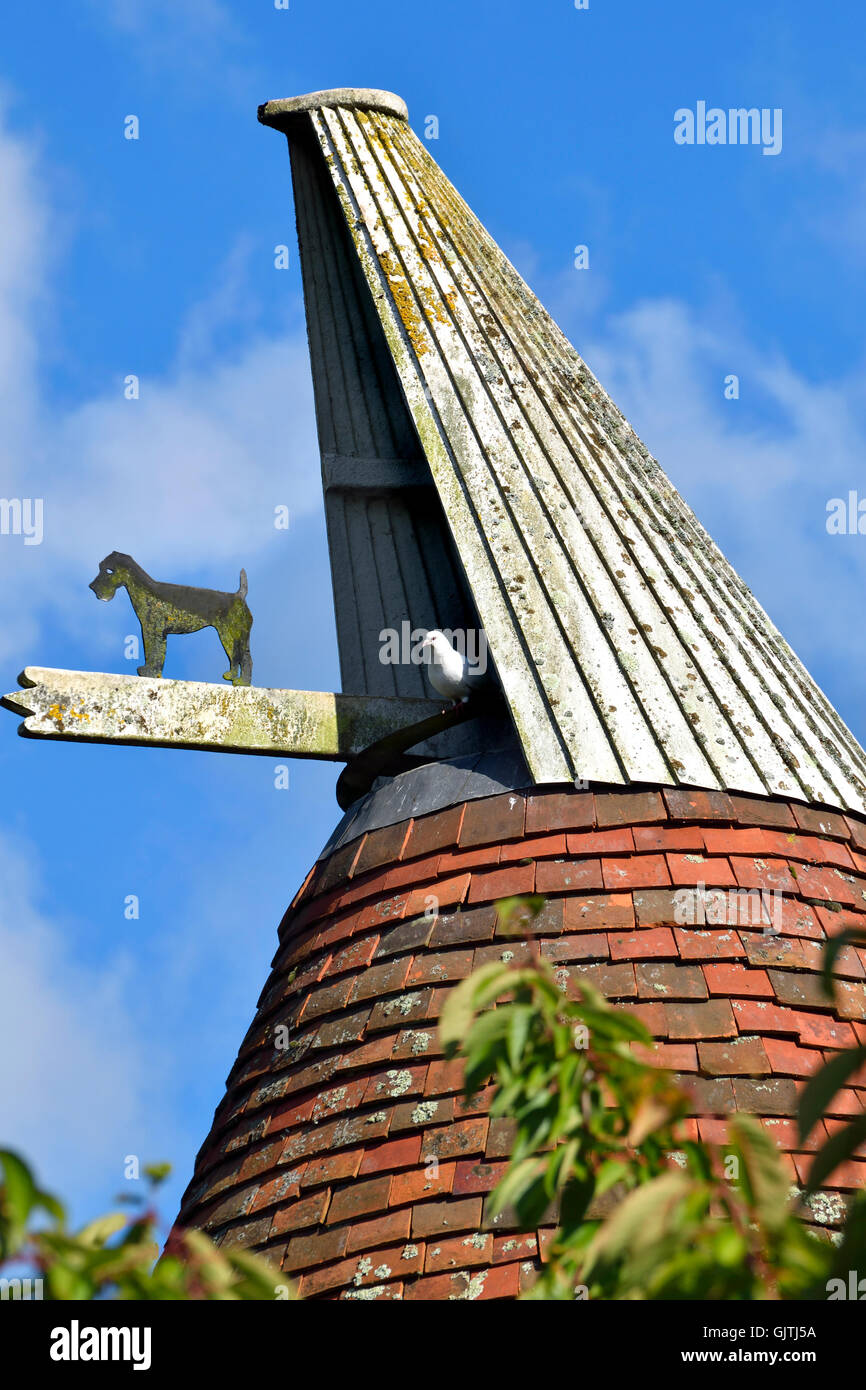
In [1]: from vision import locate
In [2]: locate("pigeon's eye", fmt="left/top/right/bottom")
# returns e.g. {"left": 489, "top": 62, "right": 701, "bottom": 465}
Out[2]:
{"left": 105, "top": 567, "right": 114, "bottom": 575}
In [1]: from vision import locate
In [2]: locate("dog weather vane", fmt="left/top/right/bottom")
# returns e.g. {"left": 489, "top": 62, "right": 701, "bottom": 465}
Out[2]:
{"left": 1, "top": 542, "right": 484, "bottom": 806}
{"left": 89, "top": 553, "right": 253, "bottom": 687}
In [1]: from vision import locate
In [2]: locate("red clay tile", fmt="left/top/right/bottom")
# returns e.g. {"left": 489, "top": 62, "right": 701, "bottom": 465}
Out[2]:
{"left": 609, "top": 927, "right": 677, "bottom": 960}
{"left": 566, "top": 961, "right": 637, "bottom": 998}
{"left": 459, "top": 794, "right": 525, "bottom": 848}
{"left": 566, "top": 893, "right": 635, "bottom": 930}
{"left": 844, "top": 815, "right": 866, "bottom": 852}
{"left": 603, "top": 854, "right": 671, "bottom": 890}
{"left": 633, "top": 825, "right": 706, "bottom": 853}
{"left": 345, "top": 1209, "right": 412, "bottom": 1254}
{"left": 566, "top": 827, "right": 635, "bottom": 856}
{"left": 790, "top": 1011, "right": 858, "bottom": 1050}
{"left": 405, "top": 873, "right": 471, "bottom": 918}
{"left": 422, "top": 1117, "right": 489, "bottom": 1162}
{"left": 353, "top": 821, "right": 413, "bottom": 875}
{"left": 727, "top": 796, "right": 797, "bottom": 830}
{"left": 631, "top": 1041, "right": 699, "bottom": 1071}
{"left": 702, "top": 962, "right": 774, "bottom": 998}
{"left": 663, "top": 999, "right": 737, "bottom": 1039}
{"left": 729, "top": 856, "right": 795, "bottom": 893}
{"left": 525, "top": 790, "right": 595, "bottom": 833}
{"left": 675, "top": 928, "right": 746, "bottom": 960}
{"left": 381, "top": 854, "right": 441, "bottom": 893}
{"left": 595, "top": 791, "right": 666, "bottom": 826}
{"left": 283, "top": 1227, "right": 348, "bottom": 1272}
{"left": 405, "top": 805, "right": 465, "bottom": 859}
{"left": 436, "top": 843, "right": 501, "bottom": 875}
{"left": 762, "top": 1036, "right": 824, "bottom": 1077}
{"left": 791, "top": 805, "right": 850, "bottom": 839}
{"left": 358, "top": 1135, "right": 423, "bottom": 1176}
{"left": 536, "top": 858, "right": 604, "bottom": 894}
{"left": 732, "top": 1078, "right": 798, "bottom": 1115}
{"left": 411, "top": 1197, "right": 483, "bottom": 1238}
{"left": 635, "top": 961, "right": 708, "bottom": 999}
{"left": 467, "top": 863, "right": 534, "bottom": 905}
{"left": 326, "top": 1176, "right": 392, "bottom": 1226}
{"left": 424, "top": 1232, "right": 494, "bottom": 1273}
{"left": 697, "top": 1036, "right": 769, "bottom": 1075}
{"left": 667, "top": 853, "right": 737, "bottom": 887}
{"left": 663, "top": 789, "right": 735, "bottom": 821}
{"left": 499, "top": 832, "right": 568, "bottom": 863}
{"left": 408, "top": 950, "right": 475, "bottom": 986}
{"left": 794, "top": 864, "right": 860, "bottom": 907}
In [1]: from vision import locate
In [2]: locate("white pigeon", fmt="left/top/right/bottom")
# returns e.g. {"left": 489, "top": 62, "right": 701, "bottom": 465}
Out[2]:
{"left": 418, "top": 629, "right": 489, "bottom": 704}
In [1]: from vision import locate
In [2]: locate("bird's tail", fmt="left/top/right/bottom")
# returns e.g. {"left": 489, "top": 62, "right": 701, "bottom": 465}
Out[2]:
{"left": 238, "top": 568, "right": 248, "bottom": 599}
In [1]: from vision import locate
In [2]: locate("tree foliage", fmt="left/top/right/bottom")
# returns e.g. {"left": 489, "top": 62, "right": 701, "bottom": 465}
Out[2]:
{"left": 440, "top": 899, "right": 866, "bottom": 1300}
{"left": 0, "top": 1154, "right": 292, "bottom": 1301}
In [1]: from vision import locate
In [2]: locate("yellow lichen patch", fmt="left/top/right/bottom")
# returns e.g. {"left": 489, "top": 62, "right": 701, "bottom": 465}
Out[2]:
{"left": 46, "top": 700, "right": 89, "bottom": 730}
{"left": 414, "top": 272, "right": 450, "bottom": 329}
{"left": 377, "top": 248, "right": 429, "bottom": 357}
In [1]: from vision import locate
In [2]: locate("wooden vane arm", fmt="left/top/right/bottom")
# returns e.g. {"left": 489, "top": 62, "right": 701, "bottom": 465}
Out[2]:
{"left": 1, "top": 667, "right": 445, "bottom": 761}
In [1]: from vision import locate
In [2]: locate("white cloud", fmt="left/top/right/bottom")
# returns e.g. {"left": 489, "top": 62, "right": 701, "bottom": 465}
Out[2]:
{"left": 0, "top": 93, "right": 48, "bottom": 458}
{"left": 803, "top": 128, "right": 866, "bottom": 261}
{"left": 0, "top": 104, "right": 321, "bottom": 666}
{"left": 566, "top": 294, "right": 866, "bottom": 709}
{"left": 87, "top": 0, "right": 248, "bottom": 81}
{"left": 0, "top": 829, "right": 173, "bottom": 1219}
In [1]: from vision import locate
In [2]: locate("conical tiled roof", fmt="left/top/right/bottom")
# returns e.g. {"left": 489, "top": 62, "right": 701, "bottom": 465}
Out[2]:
{"left": 260, "top": 89, "right": 866, "bottom": 815}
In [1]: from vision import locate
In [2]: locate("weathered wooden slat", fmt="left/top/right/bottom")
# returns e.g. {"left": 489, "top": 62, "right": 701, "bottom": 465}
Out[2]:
{"left": 1, "top": 668, "right": 444, "bottom": 760}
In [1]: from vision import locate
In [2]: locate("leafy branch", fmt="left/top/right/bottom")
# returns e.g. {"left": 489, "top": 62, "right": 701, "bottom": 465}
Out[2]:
{"left": 0, "top": 1152, "right": 292, "bottom": 1301}
{"left": 440, "top": 898, "right": 866, "bottom": 1300}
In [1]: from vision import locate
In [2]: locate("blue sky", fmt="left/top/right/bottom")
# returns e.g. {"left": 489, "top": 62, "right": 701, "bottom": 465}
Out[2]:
{"left": 1, "top": 0, "right": 865, "bottom": 1237}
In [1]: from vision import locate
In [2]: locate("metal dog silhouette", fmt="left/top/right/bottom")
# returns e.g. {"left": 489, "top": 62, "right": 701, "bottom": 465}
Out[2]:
{"left": 90, "top": 552, "right": 253, "bottom": 686}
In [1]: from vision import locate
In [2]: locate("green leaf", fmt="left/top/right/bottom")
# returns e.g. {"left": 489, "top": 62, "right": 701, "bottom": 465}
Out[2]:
{"left": 728, "top": 1114, "right": 791, "bottom": 1236}
{"left": 797, "top": 1045, "right": 866, "bottom": 1143}
{"left": 226, "top": 1248, "right": 291, "bottom": 1297}
{"left": 714, "top": 1225, "right": 747, "bottom": 1267}
{"left": 558, "top": 1171, "right": 595, "bottom": 1230}
{"left": 804, "top": 1111, "right": 866, "bottom": 1194}
{"left": 46, "top": 1261, "right": 95, "bottom": 1300}
{"left": 582, "top": 1170, "right": 692, "bottom": 1280}
{"left": 438, "top": 963, "right": 508, "bottom": 1050}
{"left": 488, "top": 1155, "right": 547, "bottom": 1219}
{"left": 143, "top": 1162, "right": 172, "bottom": 1186}
{"left": 495, "top": 895, "right": 546, "bottom": 934}
{"left": 627, "top": 1090, "right": 680, "bottom": 1148}
{"left": 825, "top": 1191, "right": 866, "bottom": 1283}
{"left": 571, "top": 1005, "right": 651, "bottom": 1046}
{"left": 78, "top": 1212, "right": 128, "bottom": 1248}
{"left": 821, "top": 929, "right": 866, "bottom": 999}
{"left": 506, "top": 1005, "right": 534, "bottom": 1069}
{"left": 0, "top": 1149, "right": 39, "bottom": 1254}
{"left": 595, "top": 1158, "right": 629, "bottom": 1198}
{"left": 679, "top": 1141, "right": 714, "bottom": 1182}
